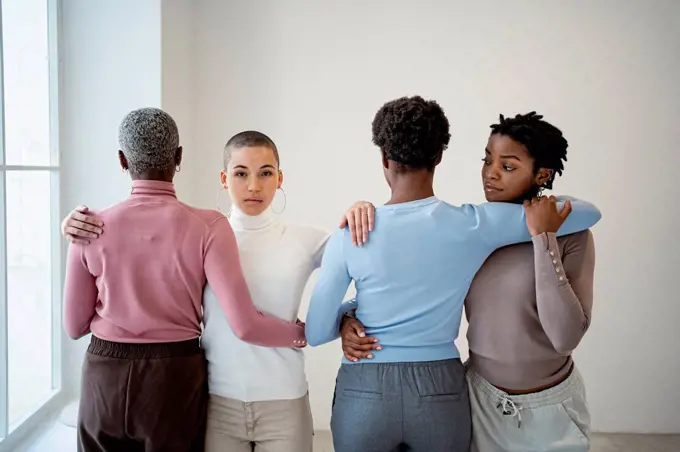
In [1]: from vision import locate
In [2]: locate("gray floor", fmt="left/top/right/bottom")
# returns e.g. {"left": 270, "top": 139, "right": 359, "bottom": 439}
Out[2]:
{"left": 312, "top": 430, "right": 680, "bottom": 452}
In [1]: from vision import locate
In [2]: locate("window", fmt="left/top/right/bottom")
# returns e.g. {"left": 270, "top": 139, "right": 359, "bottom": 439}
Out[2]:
{"left": 0, "top": 0, "right": 61, "bottom": 441}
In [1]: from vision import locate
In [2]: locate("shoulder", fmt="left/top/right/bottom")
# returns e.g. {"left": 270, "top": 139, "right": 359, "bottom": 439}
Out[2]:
{"left": 558, "top": 229, "right": 595, "bottom": 256}
{"left": 177, "top": 202, "right": 229, "bottom": 228}
{"left": 558, "top": 229, "right": 594, "bottom": 245}
{"left": 285, "top": 223, "right": 330, "bottom": 243}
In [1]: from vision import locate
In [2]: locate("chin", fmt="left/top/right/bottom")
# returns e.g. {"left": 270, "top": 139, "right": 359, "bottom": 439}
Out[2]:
{"left": 238, "top": 203, "right": 268, "bottom": 216}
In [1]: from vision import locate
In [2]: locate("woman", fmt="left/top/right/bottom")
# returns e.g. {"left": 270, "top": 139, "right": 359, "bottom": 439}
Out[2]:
{"left": 305, "top": 97, "right": 600, "bottom": 452}
{"left": 341, "top": 112, "right": 594, "bottom": 451}
{"left": 62, "top": 130, "right": 365, "bottom": 451}
{"left": 62, "top": 109, "right": 305, "bottom": 451}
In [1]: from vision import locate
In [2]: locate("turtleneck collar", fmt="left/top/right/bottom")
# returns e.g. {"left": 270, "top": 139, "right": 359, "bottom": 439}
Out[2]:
{"left": 130, "top": 180, "right": 177, "bottom": 198}
{"left": 228, "top": 205, "right": 274, "bottom": 231}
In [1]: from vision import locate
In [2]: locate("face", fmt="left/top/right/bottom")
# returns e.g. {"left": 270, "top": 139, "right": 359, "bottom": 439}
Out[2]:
{"left": 481, "top": 134, "right": 551, "bottom": 203}
{"left": 221, "top": 146, "right": 282, "bottom": 216}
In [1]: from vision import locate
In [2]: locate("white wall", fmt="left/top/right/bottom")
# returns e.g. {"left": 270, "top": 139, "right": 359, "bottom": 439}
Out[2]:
{"left": 58, "top": 0, "right": 680, "bottom": 434}
{"left": 60, "top": 0, "right": 163, "bottom": 395}
{"left": 188, "top": 0, "right": 680, "bottom": 433}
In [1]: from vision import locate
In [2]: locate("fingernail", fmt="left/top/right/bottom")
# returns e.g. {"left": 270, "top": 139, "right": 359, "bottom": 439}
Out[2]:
{"left": 359, "top": 332, "right": 365, "bottom": 337}
{"left": 373, "top": 338, "right": 378, "bottom": 343}
{"left": 376, "top": 346, "right": 382, "bottom": 350}
{"left": 367, "top": 354, "right": 373, "bottom": 359}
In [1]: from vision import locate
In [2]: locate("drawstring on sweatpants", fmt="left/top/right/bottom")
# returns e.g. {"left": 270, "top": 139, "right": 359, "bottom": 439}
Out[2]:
{"left": 497, "top": 397, "right": 523, "bottom": 428}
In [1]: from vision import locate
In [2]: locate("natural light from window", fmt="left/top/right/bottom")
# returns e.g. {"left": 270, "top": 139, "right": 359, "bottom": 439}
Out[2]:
{"left": 1, "top": 0, "right": 59, "bottom": 440}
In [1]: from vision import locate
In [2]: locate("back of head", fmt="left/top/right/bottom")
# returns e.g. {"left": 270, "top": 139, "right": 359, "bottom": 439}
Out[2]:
{"left": 489, "top": 112, "right": 568, "bottom": 189}
{"left": 119, "top": 108, "right": 180, "bottom": 174}
{"left": 372, "top": 96, "right": 451, "bottom": 172}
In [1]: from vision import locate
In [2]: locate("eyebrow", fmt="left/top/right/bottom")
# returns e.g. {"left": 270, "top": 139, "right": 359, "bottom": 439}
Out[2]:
{"left": 232, "top": 164, "right": 276, "bottom": 170}
{"left": 485, "top": 148, "right": 521, "bottom": 160}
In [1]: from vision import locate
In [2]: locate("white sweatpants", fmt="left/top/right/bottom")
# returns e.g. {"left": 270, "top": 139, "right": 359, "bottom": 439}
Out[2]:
{"left": 467, "top": 366, "right": 590, "bottom": 452}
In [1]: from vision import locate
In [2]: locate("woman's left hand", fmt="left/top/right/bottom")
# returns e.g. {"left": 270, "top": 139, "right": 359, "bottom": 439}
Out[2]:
{"left": 339, "top": 201, "right": 375, "bottom": 246}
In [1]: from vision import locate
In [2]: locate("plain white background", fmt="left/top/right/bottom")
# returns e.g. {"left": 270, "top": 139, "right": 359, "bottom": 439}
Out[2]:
{"left": 59, "top": 0, "right": 680, "bottom": 434}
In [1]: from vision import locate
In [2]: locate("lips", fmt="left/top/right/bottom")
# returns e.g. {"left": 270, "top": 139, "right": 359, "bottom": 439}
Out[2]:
{"left": 484, "top": 182, "right": 502, "bottom": 192}
{"left": 244, "top": 198, "right": 263, "bottom": 203}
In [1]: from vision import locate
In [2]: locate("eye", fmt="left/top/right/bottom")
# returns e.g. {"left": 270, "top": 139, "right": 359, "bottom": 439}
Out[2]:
{"left": 235, "top": 171, "right": 247, "bottom": 177}
{"left": 481, "top": 158, "right": 491, "bottom": 165}
{"left": 503, "top": 165, "right": 516, "bottom": 171}
{"left": 261, "top": 170, "right": 274, "bottom": 177}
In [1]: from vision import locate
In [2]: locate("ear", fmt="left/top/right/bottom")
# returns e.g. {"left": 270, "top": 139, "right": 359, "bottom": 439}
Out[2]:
{"left": 277, "top": 170, "right": 284, "bottom": 189}
{"left": 381, "top": 150, "right": 389, "bottom": 169}
{"left": 175, "top": 146, "right": 183, "bottom": 167}
{"left": 118, "top": 150, "right": 128, "bottom": 171}
{"left": 220, "top": 170, "right": 228, "bottom": 189}
{"left": 434, "top": 151, "right": 443, "bottom": 166}
{"left": 534, "top": 168, "right": 554, "bottom": 187}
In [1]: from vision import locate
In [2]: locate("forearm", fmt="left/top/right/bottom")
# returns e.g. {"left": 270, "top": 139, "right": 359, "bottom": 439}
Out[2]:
{"left": 209, "top": 273, "right": 305, "bottom": 347}
{"left": 533, "top": 233, "right": 591, "bottom": 353}
{"left": 306, "top": 230, "right": 352, "bottom": 346}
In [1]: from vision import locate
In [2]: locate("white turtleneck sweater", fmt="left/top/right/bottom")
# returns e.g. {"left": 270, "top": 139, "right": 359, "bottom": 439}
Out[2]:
{"left": 201, "top": 207, "right": 330, "bottom": 402}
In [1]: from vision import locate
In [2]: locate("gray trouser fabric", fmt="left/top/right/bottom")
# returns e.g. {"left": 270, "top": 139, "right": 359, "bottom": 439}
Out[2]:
{"left": 331, "top": 359, "right": 471, "bottom": 452}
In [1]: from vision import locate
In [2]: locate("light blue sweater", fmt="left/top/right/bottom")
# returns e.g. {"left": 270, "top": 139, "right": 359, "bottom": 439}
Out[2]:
{"left": 305, "top": 196, "right": 601, "bottom": 363}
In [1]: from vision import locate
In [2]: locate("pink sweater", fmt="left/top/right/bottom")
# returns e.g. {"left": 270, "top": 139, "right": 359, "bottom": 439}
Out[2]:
{"left": 62, "top": 180, "right": 305, "bottom": 346}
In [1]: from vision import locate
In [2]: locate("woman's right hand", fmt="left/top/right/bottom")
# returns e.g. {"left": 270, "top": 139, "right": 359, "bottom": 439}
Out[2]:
{"left": 61, "top": 205, "right": 104, "bottom": 245}
{"left": 340, "top": 314, "right": 381, "bottom": 362}
{"left": 523, "top": 196, "right": 572, "bottom": 237}
{"left": 338, "top": 201, "right": 375, "bottom": 246}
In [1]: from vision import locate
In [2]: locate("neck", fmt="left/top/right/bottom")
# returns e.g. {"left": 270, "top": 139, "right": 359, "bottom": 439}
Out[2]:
{"left": 386, "top": 172, "right": 435, "bottom": 205}
{"left": 229, "top": 205, "right": 274, "bottom": 230}
{"left": 510, "top": 186, "right": 542, "bottom": 204}
{"left": 130, "top": 170, "right": 174, "bottom": 183}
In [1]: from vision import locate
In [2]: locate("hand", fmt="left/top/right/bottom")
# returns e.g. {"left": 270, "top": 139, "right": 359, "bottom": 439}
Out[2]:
{"left": 340, "top": 314, "right": 380, "bottom": 362}
{"left": 338, "top": 201, "right": 375, "bottom": 247}
{"left": 294, "top": 322, "right": 307, "bottom": 348}
{"left": 61, "top": 205, "right": 104, "bottom": 245}
{"left": 523, "top": 195, "right": 572, "bottom": 237}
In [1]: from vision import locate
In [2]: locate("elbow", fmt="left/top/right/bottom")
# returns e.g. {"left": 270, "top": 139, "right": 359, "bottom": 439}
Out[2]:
{"left": 64, "top": 323, "right": 88, "bottom": 340}
{"left": 550, "top": 325, "right": 590, "bottom": 354}
{"left": 232, "top": 322, "right": 258, "bottom": 343}
{"left": 304, "top": 327, "right": 326, "bottom": 347}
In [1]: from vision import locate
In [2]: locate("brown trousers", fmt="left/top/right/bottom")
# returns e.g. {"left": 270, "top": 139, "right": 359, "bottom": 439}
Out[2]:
{"left": 78, "top": 336, "right": 208, "bottom": 452}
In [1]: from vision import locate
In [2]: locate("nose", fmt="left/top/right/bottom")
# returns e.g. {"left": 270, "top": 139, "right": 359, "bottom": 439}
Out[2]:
{"left": 484, "top": 166, "right": 500, "bottom": 181}
{"left": 248, "top": 179, "right": 261, "bottom": 192}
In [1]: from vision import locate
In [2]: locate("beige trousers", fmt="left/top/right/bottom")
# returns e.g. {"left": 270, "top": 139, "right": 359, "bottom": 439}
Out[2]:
{"left": 204, "top": 393, "right": 313, "bottom": 452}
{"left": 467, "top": 366, "right": 590, "bottom": 452}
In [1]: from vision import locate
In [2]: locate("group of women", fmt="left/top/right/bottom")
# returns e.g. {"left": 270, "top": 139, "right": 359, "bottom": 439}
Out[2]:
{"left": 62, "top": 96, "right": 600, "bottom": 452}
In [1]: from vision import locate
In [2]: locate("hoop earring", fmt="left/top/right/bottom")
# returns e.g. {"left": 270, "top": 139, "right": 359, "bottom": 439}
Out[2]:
{"left": 216, "top": 188, "right": 230, "bottom": 214}
{"left": 175, "top": 164, "right": 181, "bottom": 173}
{"left": 537, "top": 187, "right": 544, "bottom": 199}
{"left": 271, "top": 187, "right": 287, "bottom": 214}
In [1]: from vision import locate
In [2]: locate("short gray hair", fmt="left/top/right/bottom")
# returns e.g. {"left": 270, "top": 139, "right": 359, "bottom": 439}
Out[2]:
{"left": 118, "top": 107, "right": 180, "bottom": 173}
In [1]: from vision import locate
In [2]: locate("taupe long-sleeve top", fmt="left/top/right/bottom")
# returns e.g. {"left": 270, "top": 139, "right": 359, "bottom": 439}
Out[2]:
{"left": 465, "top": 230, "right": 595, "bottom": 391}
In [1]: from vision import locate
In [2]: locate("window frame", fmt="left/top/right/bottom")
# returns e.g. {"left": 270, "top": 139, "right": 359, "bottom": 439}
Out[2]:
{"left": 0, "top": 0, "right": 63, "bottom": 445}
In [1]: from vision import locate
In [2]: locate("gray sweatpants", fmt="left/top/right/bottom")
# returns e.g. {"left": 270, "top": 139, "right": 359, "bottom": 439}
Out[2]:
{"left": 331, "top": 359, "right": 471, "bottom": 452}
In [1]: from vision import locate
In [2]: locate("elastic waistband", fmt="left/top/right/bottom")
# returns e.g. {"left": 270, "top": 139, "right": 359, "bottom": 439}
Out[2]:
{"left": 466, "top": 365, "right": 584, "bottom": 409}
{"left": 88, "top": 336, "right": 201, "bottom": 359}
{"left": 342, "top": 358, "right": 462, "bottom": 368}
{"left": 341, "top": 343, "right": 459, "bottom": 365}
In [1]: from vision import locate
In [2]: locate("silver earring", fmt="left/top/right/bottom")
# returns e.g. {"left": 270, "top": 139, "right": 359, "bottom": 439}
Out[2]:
{"left": 175, "top": 164, "right": 181, "bottom": 173}
{"left": 271, "top": 187, "right": 287, "bottom": 214}
{"left": 216, "top": 188, "right": 230, "bottom": 213}
{"left": 537, "top": 187, "right": 544, "bottom": 199}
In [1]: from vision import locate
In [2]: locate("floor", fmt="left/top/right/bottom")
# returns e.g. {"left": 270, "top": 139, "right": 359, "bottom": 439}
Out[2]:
{"left": 13, "top": 422, "right": 680, "bottom": 451}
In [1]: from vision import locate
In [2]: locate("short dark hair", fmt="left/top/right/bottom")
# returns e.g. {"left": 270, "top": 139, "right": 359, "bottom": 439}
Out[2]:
{"left": 372, "top": 96, "right": 451, "bottom": 172}
{"left": 490, "top": 112, "right": 568, "bottom": 190}
{"left": 223, "top": 130, "right": 280, "bottom": 169}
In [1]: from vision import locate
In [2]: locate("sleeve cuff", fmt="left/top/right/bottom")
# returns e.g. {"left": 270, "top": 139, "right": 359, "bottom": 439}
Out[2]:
{"left": 532, "top": 233, "right": 568, "bottom": 285}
